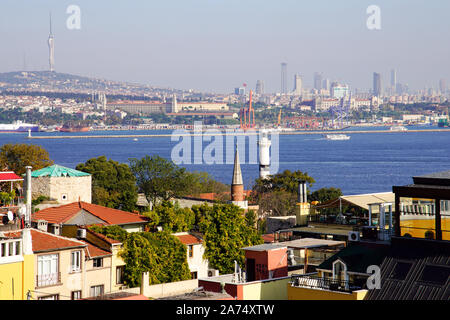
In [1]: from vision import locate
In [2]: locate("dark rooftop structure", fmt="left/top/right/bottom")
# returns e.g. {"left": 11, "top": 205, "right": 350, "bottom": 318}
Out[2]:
{"left": 365, "top": 237, "right": 450, "bottom": 300}
{"left": 317, "top": 242, "right": 390, "bottom": 275}
{"left": 414, "top": 170, "right": 450, "bottom": 185}
{"left": 393, "top": 169, "right": 450, "bottom": 241}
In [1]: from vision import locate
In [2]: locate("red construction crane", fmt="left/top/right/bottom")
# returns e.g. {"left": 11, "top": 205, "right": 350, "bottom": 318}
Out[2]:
{"left": 240, "top": 90, "right": 255, "bottom": 130}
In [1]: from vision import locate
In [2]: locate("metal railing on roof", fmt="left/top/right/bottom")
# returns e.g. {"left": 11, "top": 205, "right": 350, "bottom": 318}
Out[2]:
{"left": 289, "top": 274, "right": 363, "bottom": 293}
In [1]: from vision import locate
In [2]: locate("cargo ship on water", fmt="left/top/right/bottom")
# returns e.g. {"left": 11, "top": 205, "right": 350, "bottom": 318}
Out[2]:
{"left": 59, "top": 123, "right": 91, "bottom": 132}
{"left": 0, "top": 121, "right": 40, "bottom": 132}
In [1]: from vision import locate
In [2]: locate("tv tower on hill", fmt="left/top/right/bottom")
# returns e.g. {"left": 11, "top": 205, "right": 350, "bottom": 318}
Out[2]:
{"left": 48, "top": 12, "right": 55, "bottom": 72}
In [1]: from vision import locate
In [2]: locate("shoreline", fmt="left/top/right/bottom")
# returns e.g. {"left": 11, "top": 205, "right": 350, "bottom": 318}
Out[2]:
{"left": 26, "top": 128, "right": 450, "bottom": 139}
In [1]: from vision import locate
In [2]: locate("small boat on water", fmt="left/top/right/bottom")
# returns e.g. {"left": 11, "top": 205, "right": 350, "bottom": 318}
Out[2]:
{"left": 325, "top": 134, "right": 350, "bottom": 140}
{"left": 390, "top": 125, "right": 408, "bottom": 131}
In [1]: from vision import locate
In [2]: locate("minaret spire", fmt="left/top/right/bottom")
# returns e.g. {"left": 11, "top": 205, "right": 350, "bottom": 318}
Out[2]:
{"left": 232, "top": 146, "right": 243, "bottom": 186}
{"left": 230, "top": 144, "right": 247, "bottom": 209}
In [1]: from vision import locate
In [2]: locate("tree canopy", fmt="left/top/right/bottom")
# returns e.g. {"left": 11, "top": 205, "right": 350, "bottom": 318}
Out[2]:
{"left": 89, "top": 225, "right": 191, "bottom": 287}
{"left": 76, "top": 156, "right": 138, "bottom": 212}
{"left": 0, "top": 143, "right": 53, "bottom": 175}
{"left": 129, "top": 155, "right": 228, "bottom": 207}
{"left": 144, "top": 201, "right": 195, "bottom": 233}
{"left": 129, "top": 155, "right": 192, "bottom": 207}
{"left": 193, "top": 203, "right": 263, "bottom": 274}
{"left": 250, "top": 170, "right": 315, "bottom": 216}
{"left": 310, "top": 187, "right": 343, "bottom": 204}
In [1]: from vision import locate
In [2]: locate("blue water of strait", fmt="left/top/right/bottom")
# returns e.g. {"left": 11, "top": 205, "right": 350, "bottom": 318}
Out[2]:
{"left": 1, "top": 125, "right": 450, "bottom": 195}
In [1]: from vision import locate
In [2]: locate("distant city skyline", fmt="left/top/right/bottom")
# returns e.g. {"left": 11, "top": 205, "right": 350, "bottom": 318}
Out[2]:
{"left": 0, "top": 1, "right": 449, "bottom": 93}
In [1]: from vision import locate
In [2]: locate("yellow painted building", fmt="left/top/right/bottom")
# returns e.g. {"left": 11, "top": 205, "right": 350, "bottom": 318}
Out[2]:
{"left": 0, "top": 229, "right": 35, "bottom": 300}
{"left": 241, "top": 277, "right": 290, "bottom": 300}
{"left": 287, "top": 284, "right": 368, "bottom": 300}
{"left": 400, "top": 217, "right": 450, "bottom": 240}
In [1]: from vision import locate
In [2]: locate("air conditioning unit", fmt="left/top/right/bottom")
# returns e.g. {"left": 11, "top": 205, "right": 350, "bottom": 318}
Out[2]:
{"left": 208, "top": 269, "right": 219, "bottom": 277}
{"left": 77, "top": 228, "right": 87, "bottom": 239}
{"left": 348, "top": 231, "right": 360, "bottom": 242}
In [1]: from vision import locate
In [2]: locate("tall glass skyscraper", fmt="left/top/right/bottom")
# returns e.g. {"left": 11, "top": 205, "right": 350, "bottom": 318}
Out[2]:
{"left": 281, "top": 63, "right": 287, "bottom": 94}
{"left": 373, "top": 72, "right": 382, "bottom": 96}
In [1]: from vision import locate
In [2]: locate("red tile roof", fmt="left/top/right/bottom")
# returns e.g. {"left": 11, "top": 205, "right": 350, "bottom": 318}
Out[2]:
{"left": 174, "top": 233, "right": 203, "bottom": 245}
{"left": 0, "top": 171, "right": 23, "bottom": 182}
{"left": 32, "top": 201, "right": 149, "bottom": 226}
{"left": 4, "top": 229, "right": 86, "bottom": 252}
{"left": 83, "top": 242, "right": 112, "bottom": 259}
{"left": 261, "top": 234, "right": 275, "bottom": 243}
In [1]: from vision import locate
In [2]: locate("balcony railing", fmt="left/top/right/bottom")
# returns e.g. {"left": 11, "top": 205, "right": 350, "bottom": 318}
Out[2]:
{"left": 400, "top": 204, "right": 436, "bottom": 216}
{"left": 36, "top": 272, "right": 61, "bottom": 287}
{"left": 289, "top": 274, "right": 363, "bottom": 293}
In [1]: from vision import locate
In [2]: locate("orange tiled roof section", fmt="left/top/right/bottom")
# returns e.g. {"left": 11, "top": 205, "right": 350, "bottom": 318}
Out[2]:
{"left": 32, "top": 201, "right": 149, "bottom": 226}
{"left": 175, "top": 234, "right": 203, "bottom": 245}
{"left": 4, "top": 229, "right": 86, "bottom": 252}
{"left": 261, "top": 234, "right": 275, "bottom": 243}
{"left": 83, "top": 242, "right": 112, "bottom": 259}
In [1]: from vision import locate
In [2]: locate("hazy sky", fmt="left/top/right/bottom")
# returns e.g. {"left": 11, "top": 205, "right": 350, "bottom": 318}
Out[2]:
{"left": 0, "top": 0, "right": 449, "bottom": 93}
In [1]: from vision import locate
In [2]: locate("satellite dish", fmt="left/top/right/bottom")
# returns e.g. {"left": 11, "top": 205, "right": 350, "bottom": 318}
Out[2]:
{"left": 7, "top": 211, "right": 13, "bottom": 221}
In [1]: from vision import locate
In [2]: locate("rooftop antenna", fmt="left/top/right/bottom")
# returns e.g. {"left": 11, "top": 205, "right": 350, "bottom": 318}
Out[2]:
{"left": 48, "top": 11, "right": 55, "bottom": 72}
{"left": 49, "top": 11, "right": 53, "bottom": 36}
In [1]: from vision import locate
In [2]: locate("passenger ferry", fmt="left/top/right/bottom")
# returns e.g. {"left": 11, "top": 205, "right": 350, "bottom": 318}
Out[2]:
{"left": 325, "top": 134, "right": 350, "bottom": 140}
{"left": 390, "top": 125, "right": 408, "bottom": 131}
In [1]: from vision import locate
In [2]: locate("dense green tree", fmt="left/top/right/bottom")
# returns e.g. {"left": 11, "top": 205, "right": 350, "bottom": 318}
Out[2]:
{"left": 193, "top": 203, "right": 263, "bottom": 274}
{"left": 310, "top": 187, "right": 344, "bottom": 216}
{"left": 76, "top": 156, "right": 138, "bottom": 212}
{"left": 89, "top": 224, "right": 129, "bottom": 243}
{"left": 257, "top": 189, "right": 298, "bottom": 216}
{"left": 310, "top": 187, "right": 343, "bottom": 204}
{"left": 0, "top": 143, "right": 53, "bottom": 175}
{"left": 250, "top": 170, "right": 315, "bottom": 216}
{"left": 252, "top": 169, "right": 315, "bottom": 195}
{"left": 89, "top": 226, "right": 191, "bottom": 287}
{"left": 142, "top": 231, "right": 191, "bottom": 284}
{"left": 129, "top": 155, "right": 193, "bottom": 206}
{"left": 141, "top": 210, "right": 160, "bottom": 231}
{"left": 120, "top": 232, "right": 161, "bottom": 286}
{"left": 186, "top": 171, "right": 229, "bottom": 196}
{"left": 152, "top": 201, "right": 195, "bottom": 233}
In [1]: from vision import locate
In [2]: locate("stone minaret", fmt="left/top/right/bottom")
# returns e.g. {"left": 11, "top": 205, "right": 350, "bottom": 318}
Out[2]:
{"left": 231, "top": 146, "right": 248, "bottom": 209}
